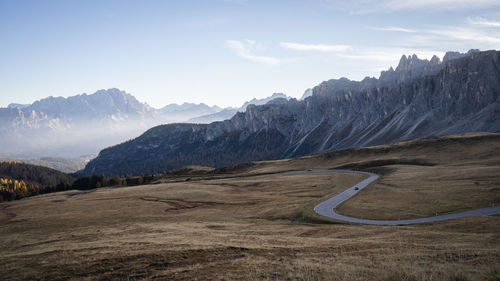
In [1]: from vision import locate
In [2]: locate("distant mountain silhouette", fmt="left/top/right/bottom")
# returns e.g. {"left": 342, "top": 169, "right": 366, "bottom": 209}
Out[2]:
{"left": 158, "top": 102, "right": 222, "bottom": 123}
{"left": 0, "top": 88, "right": 158, "bottom": 158}
{"left": 188, "top": 93, "right": 291, "bottom": 123}
{"left": 25, "top": 88, "right": 155, "bottom": 120}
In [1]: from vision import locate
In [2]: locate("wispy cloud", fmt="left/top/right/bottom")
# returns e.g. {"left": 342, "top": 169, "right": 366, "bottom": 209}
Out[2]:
{"left": 366, "top": 19, "right": 500, "bottom": 48}
{"left": 467, "top": 17, "right": 500, "bottom": 27}
{"left": 226, "top": 40, "right": 280, "bottom": 65}
{"left": 344, "top": 0, "right": 500, "bottom": 13}
{"left": 382, "top": 0, "right": 500, "bottom": 11}
{"left": 280, "top": 42, "right": 350, "bottom": 51}
{"left": 368, "top": 26, "right": 417, "bottom": 33}
{"left": 426, "top": 27, "right": 500, "bottom": 44}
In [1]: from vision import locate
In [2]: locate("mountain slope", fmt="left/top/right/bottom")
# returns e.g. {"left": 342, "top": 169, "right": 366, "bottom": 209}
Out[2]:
{"left": 84, "top": 49, "right": 500, "bottom": 176}
{"left": 0, "top": 162, "right": 73, "bottom": 187}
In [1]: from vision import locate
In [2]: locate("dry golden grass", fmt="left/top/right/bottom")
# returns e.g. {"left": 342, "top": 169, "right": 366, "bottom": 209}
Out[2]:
{"left": 336, "top": 164, "right": 500, "bottom": 219}
{"left": 0, "top": 132, "right": 499, "bottom": 280}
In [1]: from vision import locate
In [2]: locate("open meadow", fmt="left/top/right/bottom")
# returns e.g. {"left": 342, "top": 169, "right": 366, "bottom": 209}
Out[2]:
{"left": 1, "top": 133, "right": 499, "bottom": 280}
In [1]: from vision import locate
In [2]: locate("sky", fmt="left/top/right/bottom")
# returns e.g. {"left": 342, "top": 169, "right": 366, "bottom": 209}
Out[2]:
{"left": 1, "top": 0, "right": 500, "bottom": 108}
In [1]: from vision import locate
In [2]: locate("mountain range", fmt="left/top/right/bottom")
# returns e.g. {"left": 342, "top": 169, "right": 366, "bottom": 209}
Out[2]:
{"left": 158, "top": 102, "right": 222, "bottom": 123}
{"left": 0, "top": 89, "right": 290, "bottom": 159}
{"left": 0, "top": 89, "right": 154, "bottom": 158}
{"left": 83, "top": 49, "right": 500, "bottom": 176}
{"left": 188, "top": 93, "right": 291, "bottom": 123}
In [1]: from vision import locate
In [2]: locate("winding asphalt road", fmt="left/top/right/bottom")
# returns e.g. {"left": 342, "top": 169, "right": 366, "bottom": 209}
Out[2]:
{"left": 283, "top": 169, "right": 500, "bottom": 225}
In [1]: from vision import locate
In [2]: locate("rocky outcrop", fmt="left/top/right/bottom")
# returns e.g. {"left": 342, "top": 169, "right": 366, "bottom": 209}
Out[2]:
{"left": 83, "top": 49, "right": 500, "bottom": 176}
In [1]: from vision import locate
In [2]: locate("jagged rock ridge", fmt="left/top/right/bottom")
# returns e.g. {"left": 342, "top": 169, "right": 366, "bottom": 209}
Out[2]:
{"left": 84, "top": 49, "right": 500, "bottom": 175}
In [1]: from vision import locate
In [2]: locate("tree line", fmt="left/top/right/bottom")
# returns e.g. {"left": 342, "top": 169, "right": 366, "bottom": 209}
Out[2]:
{"left": 0, "top": 161, "right": 163, "bottom": 202}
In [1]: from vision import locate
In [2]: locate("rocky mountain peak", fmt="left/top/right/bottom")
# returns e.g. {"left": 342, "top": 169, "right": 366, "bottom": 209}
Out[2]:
{"left": 7, "top": 103, "right": 29, "bottom": 109}
{"left": 270, "top": 93, "right": 287, "bottom": 99}
{"left": 443, "top": 51, "right": 465, "bottom": 62}
{"left": 430, "top": 55, "right": 441, "bottom": 65}
{"left": 300, "top": 88, "right": 313, "bottom": 100}
{"left": 398, "top": 54, "right": 408, "bottom": 65}
{"left": 317, "top": 50, "right": 483, "bottom": 98}
{"left": 238, "top": 93, "right": 291, "bottom": 112}
{"left": 395, "top": 54, "right": 426, "bottom": 72}
{"left": 443, "top": 49, "right": 481, "bottom": 63}
{"left": 44, "top": 88, "right": 153, "bottom": 118}
{"left": 378, "top": 53, "right": 443, "bottom": 84}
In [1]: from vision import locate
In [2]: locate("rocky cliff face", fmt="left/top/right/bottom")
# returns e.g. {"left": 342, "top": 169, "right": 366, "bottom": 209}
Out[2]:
{"left": 84, "top": 50, "right": 500, "bottom": 176}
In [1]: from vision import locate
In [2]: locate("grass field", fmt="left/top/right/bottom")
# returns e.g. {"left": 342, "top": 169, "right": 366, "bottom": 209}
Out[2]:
{"left": 0, "top": 133, "right": 499, "bottom": 280}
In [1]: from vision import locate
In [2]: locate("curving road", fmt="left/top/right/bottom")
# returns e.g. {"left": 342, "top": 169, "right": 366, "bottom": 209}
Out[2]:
{"left": 283, "top": 169, "right": 500, "bottom": 225}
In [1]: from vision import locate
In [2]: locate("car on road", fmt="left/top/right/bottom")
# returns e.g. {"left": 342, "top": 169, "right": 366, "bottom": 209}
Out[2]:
{"left": 354, "top": 187, "right": 359, "bottom": 190}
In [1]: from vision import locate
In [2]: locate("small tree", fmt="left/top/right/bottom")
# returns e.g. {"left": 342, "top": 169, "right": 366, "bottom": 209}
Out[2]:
{"left": 110, "top": 175, "right": 121, "bottom": 186}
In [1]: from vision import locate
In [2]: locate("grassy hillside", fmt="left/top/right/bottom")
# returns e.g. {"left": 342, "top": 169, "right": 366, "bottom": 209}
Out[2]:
{"left": 0, "top": 132, "right": 499, "bottom": 280}
{"left": 247, "top": 132, "right": 500, "bottom": 220}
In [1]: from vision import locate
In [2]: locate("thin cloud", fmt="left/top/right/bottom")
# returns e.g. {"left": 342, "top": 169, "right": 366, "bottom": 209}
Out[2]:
{"left": 382, "top": 0, "right": 500, "bottom": 10}
{"left": 346, "top": 0, "right": 500, "bottom": 13}
{"left": 368, "top": 26, "right": 417, "bottom": 33}
{"left": 226, "top": 40, "right": 280, "bottom": 65}
{"left": 468, "top": 17, "right": 500, "bottom": 27}
{"left": 365, "top": 19, "right": 500, "bottom": 48}
{"left": 280, "top": 42, "right": 350, "bottom": 51}
{"left": 426, "top": 27, "right": 500, "bottom": 44}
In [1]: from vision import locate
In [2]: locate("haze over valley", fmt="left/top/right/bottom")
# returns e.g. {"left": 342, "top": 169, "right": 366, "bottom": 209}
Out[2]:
{"left": 0, "top": 88, "right": 292, "bottom": 169}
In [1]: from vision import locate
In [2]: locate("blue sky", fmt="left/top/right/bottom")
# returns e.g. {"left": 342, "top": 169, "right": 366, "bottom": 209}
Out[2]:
{"left": 1, "top": 0, "right": 500, "bottom": 108}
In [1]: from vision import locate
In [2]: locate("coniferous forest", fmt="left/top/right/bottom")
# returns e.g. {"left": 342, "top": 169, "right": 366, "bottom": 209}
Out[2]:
{"left": 0, "top": 161, "right": 162, "bottom": 201}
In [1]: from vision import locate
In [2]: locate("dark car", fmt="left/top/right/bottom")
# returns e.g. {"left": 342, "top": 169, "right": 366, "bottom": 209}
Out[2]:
{"left": 354, "top": 187, "right": 359, "bottom": 190}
